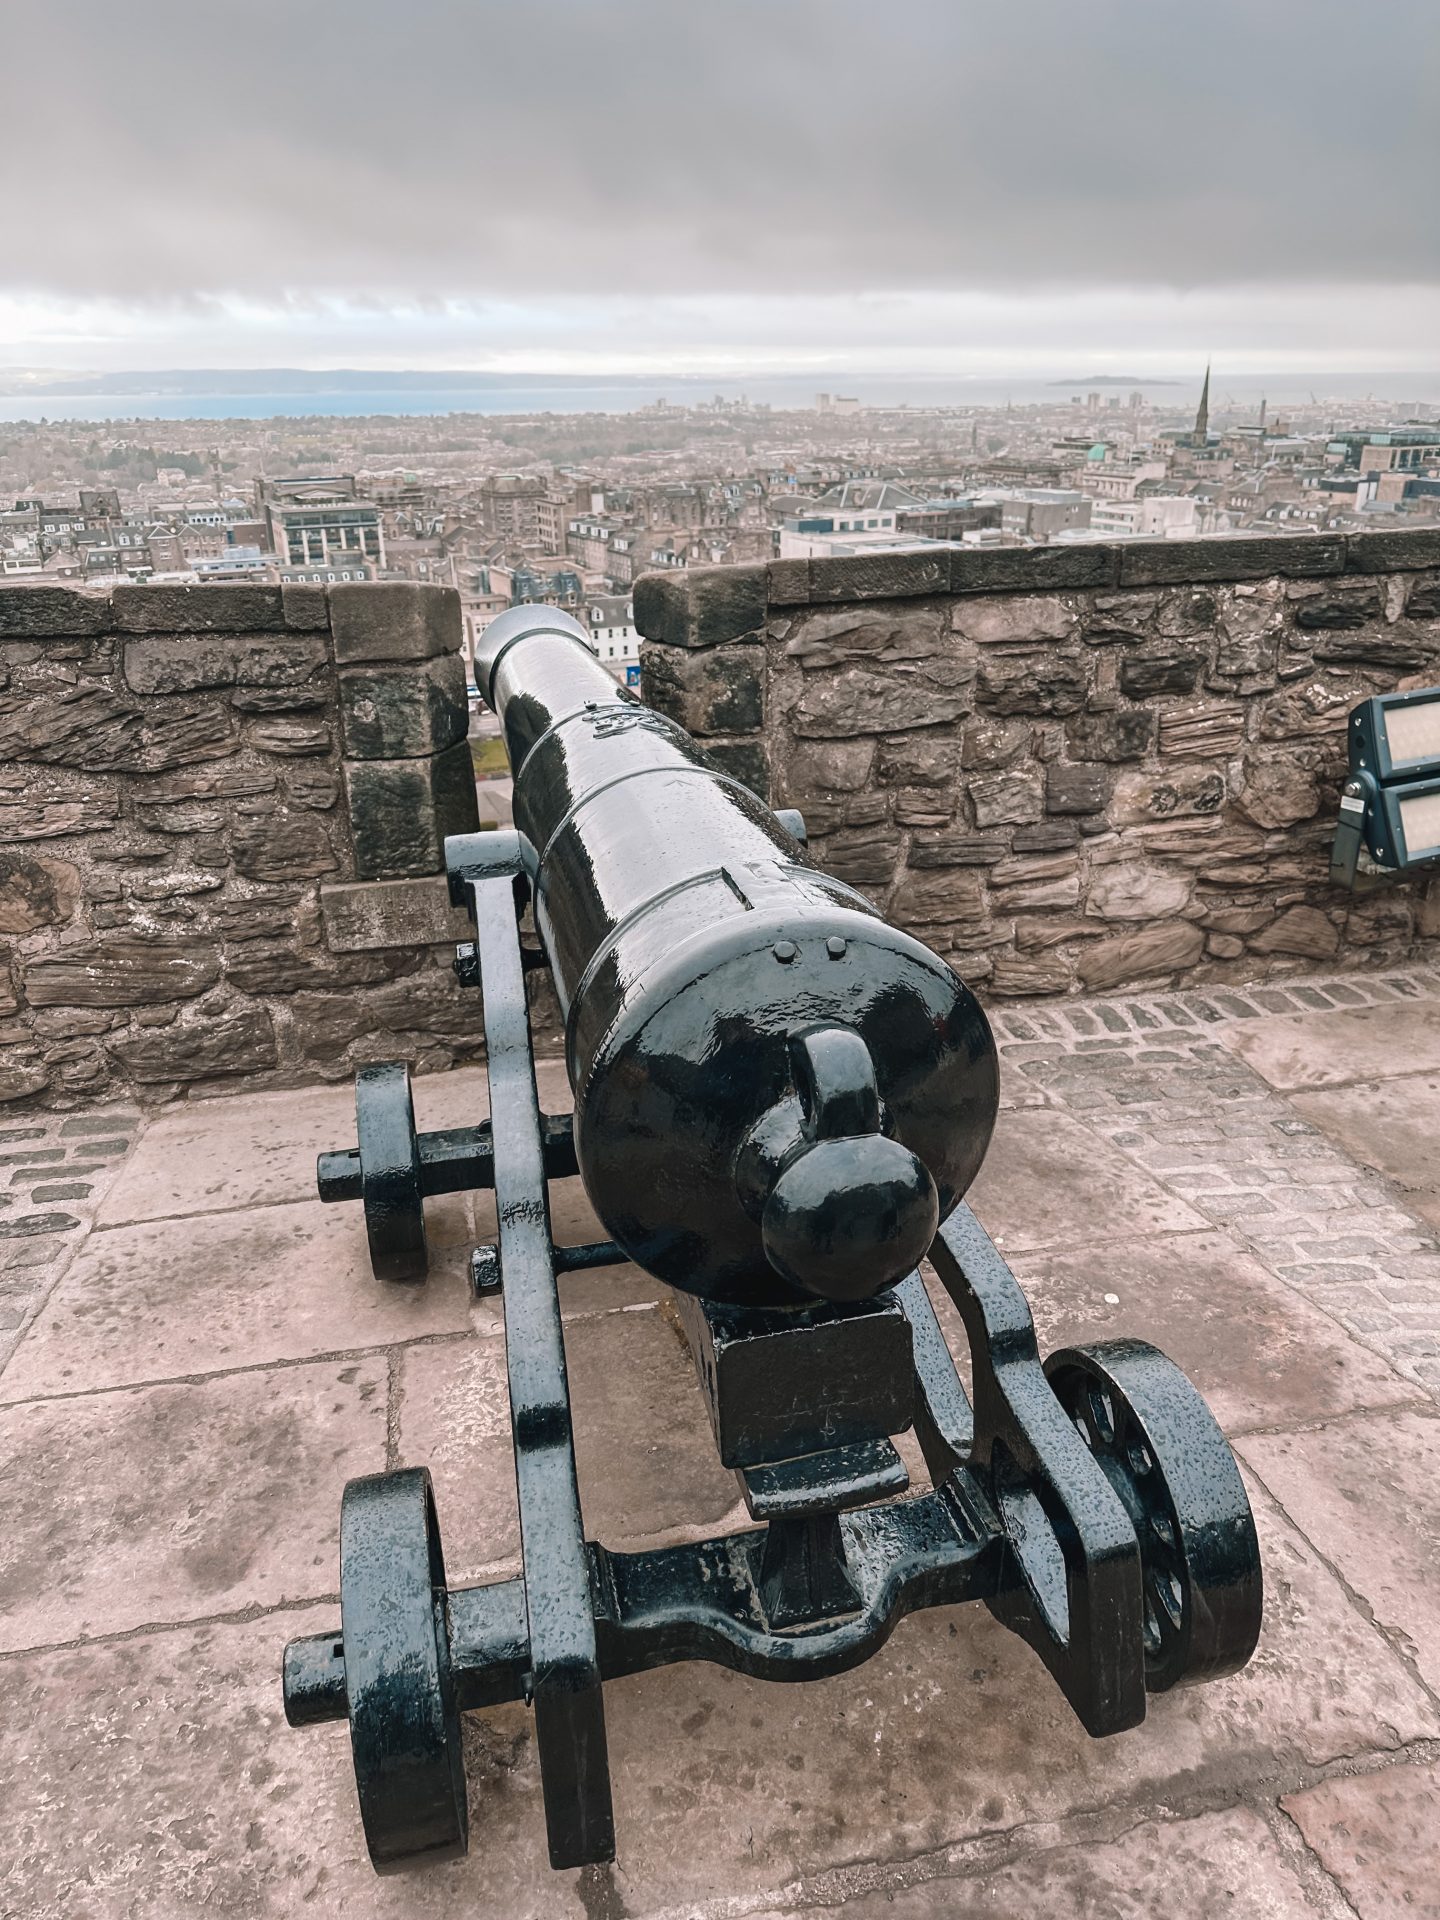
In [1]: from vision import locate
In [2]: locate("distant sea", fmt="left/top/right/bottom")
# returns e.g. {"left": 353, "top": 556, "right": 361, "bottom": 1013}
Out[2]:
{"left": 0, "top": 369, "right": 1436, "bottom": 424}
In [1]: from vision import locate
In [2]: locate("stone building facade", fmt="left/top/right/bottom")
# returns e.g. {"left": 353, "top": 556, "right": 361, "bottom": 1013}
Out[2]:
{"left": 0, "top": 581, "right": 484, "bottom": 1107}
{"left": 636, "top": 531, "right": 1440, "bottom": 997}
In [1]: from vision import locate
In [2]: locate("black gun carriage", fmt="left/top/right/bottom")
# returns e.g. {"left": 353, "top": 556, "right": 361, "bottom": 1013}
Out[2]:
{"left": 284, "top": 606, "right": 1263, "bottom": 1878}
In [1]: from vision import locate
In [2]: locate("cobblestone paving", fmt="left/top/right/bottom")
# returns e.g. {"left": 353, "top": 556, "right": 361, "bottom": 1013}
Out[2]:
{"left": 991, "top": 963, "right": 1440, "bottom": 1401}
{"left": 0, "top": 1104, "right": 139, "bottom": 1370}
{"left": 3, "top": 983, "right": 1440, "bottom": 1917}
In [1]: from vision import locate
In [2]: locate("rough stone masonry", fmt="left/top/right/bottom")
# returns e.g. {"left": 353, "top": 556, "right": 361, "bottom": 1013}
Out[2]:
{"left": 637, "top": 528, "right": 1440, "bottom": 998}
{"left": 0, "top": 580, "right": 482, "bottom": 1108}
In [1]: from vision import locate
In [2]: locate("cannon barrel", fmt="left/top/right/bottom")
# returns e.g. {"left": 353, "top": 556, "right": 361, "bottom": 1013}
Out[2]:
{"left": 474, "top": 605, "right": 999, "bottom": 1308}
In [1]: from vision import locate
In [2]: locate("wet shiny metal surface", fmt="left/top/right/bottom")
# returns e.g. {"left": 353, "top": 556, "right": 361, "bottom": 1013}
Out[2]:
{"left": 475, "top": 605, "right": 1000, "bottom": 1305}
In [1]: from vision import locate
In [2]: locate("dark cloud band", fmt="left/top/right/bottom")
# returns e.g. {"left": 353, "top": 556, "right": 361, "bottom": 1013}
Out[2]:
{"left": 4, "top": 0, "right": 1437, "bottom": 303}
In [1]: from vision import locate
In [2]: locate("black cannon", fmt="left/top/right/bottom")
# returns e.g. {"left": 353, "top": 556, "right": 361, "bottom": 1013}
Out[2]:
{"left": 286, "top": 606, "right": 1263, "bottom": 1879}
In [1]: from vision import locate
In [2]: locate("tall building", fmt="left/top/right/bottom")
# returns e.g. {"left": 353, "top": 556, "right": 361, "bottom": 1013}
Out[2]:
{"left": 1192, "top": 364, "right": 1211, "bottom": 446}
{"left": 258, "top": 475, "right": 385, "bottom": 570}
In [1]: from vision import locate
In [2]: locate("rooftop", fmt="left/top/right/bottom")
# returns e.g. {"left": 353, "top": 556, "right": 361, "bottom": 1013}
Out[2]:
{"left": 3, "top": 964, "right": 1439, "bottom": 1915}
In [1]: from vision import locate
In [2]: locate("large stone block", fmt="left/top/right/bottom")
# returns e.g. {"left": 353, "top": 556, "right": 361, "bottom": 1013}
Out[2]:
{"left": 0, "top": 587, "right": 112, "bottom": 637}
{"left": 1080, "top": 592, "right": 1157, "bottom": 643}
{"left": 782, "top": 737, "right": 876, "bottom": 794}
{"left": 1249, "top": 904, "right": 1340, "bottom": 958}
{"left": 640, "top": 642, "right": 763, "bottom": 736}
{"left": 328, "top": 583, "right": 460, "bottom": 665}
{"left": 223, "top": 947, "right": 400, "bottom": 996}
{"left": 1118, "top": 648, "right": 1202, "bottom": 695}
{"left": 338, "top": 652, "right": 468, "bottom": 759}
{"left": 247, "top": 718, "right": 333, "bottom": 757}
{"left": 319, "top": 876, "right": 474, "bottom": 952}
{"left": 0, "top": 853, "right": 81, "bottom": 933}
{"left": 22, "top": 939, "right": 221, "bottom": 1008}
{"left": 1118, "top": 534, "right": 1345, "bottom": 587}
{"left": 210, "top": 896, "right": 302, "bottom": 944}
{"left": 1065, "top": 706, "right": 1157, "bottom": 761}
{"left": 633, "top": 564, "right": 767, "bottom": 649}
{"left": 976, "top": 649, "right": 1088, "bottom": 716}
{"left": 279, "top": 583, "right": 330, "bottom": 630}
{"left": 122, "top": 633, "right": 328, "bottom": 695}
{"left": 987, "top": 950, "right": 1073, "bottom": 995}
{"left": 766, "top": 557, "right": 812, "bottom": 605}
{"left": 136, "top": 765, "right": 277, "bottom": 803}
{"left": 876, "top": 730, "right": 957, "bottom": 789}
{"left": 784, "top": 605, "right": 947, "bottom": 667}
{"left": 970, "top": 770, "right": 1043, "bottom": 828}
{"left": 1076, "top": 921, "right": 1205, "bottom": 990}
{"left": 230, "top": 686, "right": 329, "bottom": 714}
{"left": 948, "top": 545, "right": 1120, "bottom": 594}
{"left": 890, "top": 865, "right": 990, "bottom": 931}
{"left": 807, "top": 549, "right": 950, "bottom": 604}
{"left": 815, "top": 827, "right": 902, "bottom": 886}
{"left": 699, "top": 737, "right": 769, "bottom": 798}
{"left": 1345, "top": 528, "right": 1440, "bottom": 573}
{"left": 232, "top": 810, "right": 338, "bottom": 883}
{"left": 907, "top": 833, "right": 1008, "bottom": 868}
{"left": 786, "top": 658, "right": 974, "bottom": 737}
{"left": 287, "top": 968, "right": 480, "bottom": 1063}
{"left": 1045, "top": 763, "right": 1111, "bottom": 815}
{"left": 1086, "top": 861, "right": 1192, "bottom": 921}
{"left": 953, "top": 594, "right": 1076, "bottom": 645}
{"left": 0, "top": 685, "right": 238, "bottom": 772}
{"left": 1311, "top": 623, "right": 1434, "bottom": 669}
{"left": 344, "top": 740, "right": 480, "bottom": 879}
{"left": 0, "top": 791, "right": 120, "bottom": 841}
{"left": 104, "top": 1006, "right": 278, "bottom": 1083}
{"left": 1234, "top": 751, "right": 1321, "bottom": 828}
{"left": 1289, "top": 585, "right": 1385, "bottom": 630}
{"left": 112, "top": 584, "right": 286, "bottom": 632}
{"left": 1158, "top": 701, "right": 1246, "bottom": 759}
{"left": 1109, "top": 764, "right": 1224, "bottom": 825}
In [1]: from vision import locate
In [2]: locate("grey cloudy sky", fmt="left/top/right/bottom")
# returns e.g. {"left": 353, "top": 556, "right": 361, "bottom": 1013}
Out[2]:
{"left": 3, "top": 0, "right": 1438, "bottom": 372}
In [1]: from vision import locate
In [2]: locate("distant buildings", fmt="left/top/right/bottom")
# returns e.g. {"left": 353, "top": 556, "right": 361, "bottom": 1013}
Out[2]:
{"left": 258, "top": 476, "right": 385, "bottom": 570}
{"left": 1327, "top": 428, "right": 1440, "bottom": 472}
{"left": 992, "top": 488, "right": 1092, "bottom": 541}
{"left": 1089, "top": 494, "right": 1198, "bottom": 539}
{"left": 3, "top": 370, "right": 1439, "bottom": 603}
{"left": 586, "top": 594, "right": 641, "bottom": 685}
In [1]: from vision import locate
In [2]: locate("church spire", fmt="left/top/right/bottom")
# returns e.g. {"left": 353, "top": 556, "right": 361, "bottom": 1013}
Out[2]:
{"left": 1193, "top": 362, "right": 1211, "bottom": 445}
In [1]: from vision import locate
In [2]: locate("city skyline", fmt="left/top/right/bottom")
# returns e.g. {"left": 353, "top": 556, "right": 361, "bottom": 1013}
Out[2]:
{"left": 3, "top": 0, "right": 1437, "bottom": 376}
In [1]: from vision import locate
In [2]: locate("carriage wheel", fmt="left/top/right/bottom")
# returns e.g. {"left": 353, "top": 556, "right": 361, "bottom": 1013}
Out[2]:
{"left": 1043, "top": 1339, "right": 1262, "bottom": 1692}
{"left": 339, "top": 1468, "right": 468, "bottom": 1870}
{"left": 355, "top": 1061, "right": 428, "bottom": 1283}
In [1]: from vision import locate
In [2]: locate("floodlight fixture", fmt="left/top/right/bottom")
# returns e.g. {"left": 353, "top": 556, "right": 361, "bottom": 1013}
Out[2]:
{"left": 1332, "top": 688, "right": 1440, "bottom": 886}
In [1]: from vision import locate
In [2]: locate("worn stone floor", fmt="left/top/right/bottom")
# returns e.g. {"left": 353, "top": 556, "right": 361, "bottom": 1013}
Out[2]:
{"left": 3, "top": 966, "right": 1440, "bottom": 1918}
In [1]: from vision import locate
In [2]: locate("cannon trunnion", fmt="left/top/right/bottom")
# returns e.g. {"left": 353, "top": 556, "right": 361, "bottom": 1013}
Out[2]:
{"left": 289, "top": 616, "right": 1263, "bottom": 1884}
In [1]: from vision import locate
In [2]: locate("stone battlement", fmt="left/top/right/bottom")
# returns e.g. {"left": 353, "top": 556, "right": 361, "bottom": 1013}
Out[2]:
{"left": 636, "top": 529, "right": 1440, "bottom": 998}
{"left": 0, "top": 582, "right": 484, "bottom": 1106}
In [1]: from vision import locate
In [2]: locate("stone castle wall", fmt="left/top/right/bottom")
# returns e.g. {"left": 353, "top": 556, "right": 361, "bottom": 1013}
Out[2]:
{"left": 636, "top": 530, "right": 1440, "bottom": 997}
{"left": 0, "top": 581, "right": 484, "bottom": 1107}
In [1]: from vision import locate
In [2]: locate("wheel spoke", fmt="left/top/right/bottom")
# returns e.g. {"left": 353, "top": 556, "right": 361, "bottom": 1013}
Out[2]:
{"left": 1151, "top": 1560, "right": 1182, "bottom": 1632}
{"left": 1086, "top": 1383, "right": 1116, "bottom": 1446}
{"left": 1142, "top": 1593, "right": 1162, "bottom": 1656}
{"left": 1147, "top": 1507, "right": 1179, "bottom": 1555}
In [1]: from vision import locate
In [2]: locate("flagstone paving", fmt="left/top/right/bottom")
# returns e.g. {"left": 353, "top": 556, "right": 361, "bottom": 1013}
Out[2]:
{"left": 3, "top": 967, "right": 1440, "bottom": 1918}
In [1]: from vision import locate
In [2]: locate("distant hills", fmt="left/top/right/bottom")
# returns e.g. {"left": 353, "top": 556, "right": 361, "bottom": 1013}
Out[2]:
{"left": 0, "top": 368, "right": 628, "bottom": 397}
{"left": 1047, "top": 376, "right": 1182, "bottom": 386}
